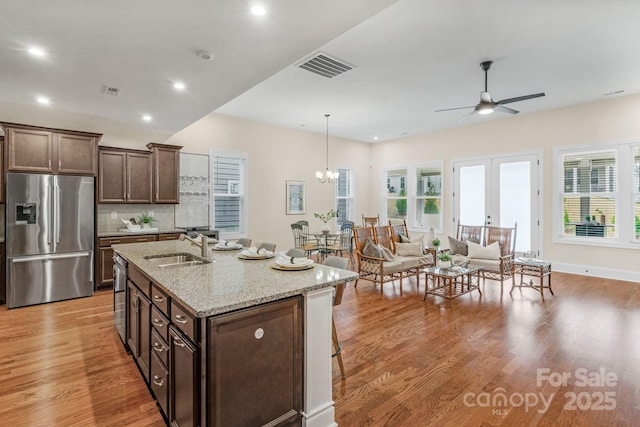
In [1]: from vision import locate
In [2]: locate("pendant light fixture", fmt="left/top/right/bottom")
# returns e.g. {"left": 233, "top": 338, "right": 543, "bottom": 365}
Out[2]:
{"left": 316, "top": 114, "right": 339, "bottom": 183}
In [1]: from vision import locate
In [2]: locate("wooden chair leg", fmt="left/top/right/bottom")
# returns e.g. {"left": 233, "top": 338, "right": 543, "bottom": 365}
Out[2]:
{"left": 332, "top": 315, "right": 346, "bottom": 379}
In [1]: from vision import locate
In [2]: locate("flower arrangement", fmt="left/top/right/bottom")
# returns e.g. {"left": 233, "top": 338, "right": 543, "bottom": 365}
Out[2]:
{"left": 314, "top": 209, "right": 339, "bottom": 223}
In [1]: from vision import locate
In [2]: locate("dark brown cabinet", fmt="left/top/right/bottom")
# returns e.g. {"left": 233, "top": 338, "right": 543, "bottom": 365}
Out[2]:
{"left": 207, "top": 296, "right": 303, "bottom": 427}
{"left": 127, "top": 266, "right": 152, "bottom": 382}
{"left": 0, "top": 136, "right": 4, "bottom": 203}
{"left": 147, "top": 143, "right": 182, "bottom": 204}
{"left": 0, "top": 243, "right": 4, "bottom": 306}
{"left": 169, "top": 325, "right": 200, "bottom": 427}
{"left": 98, "top": 147, "right": 152, "bottom": 203}
{"left": 1, "top": 122, "right": 100, "bottom": 175}
{"left": 97, "top": 235, "right": 156, "bottom": 290}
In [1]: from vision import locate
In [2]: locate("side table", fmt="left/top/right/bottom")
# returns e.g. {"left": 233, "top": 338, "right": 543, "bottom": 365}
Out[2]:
{"left": 510, "top": 258, "right": 553, "bottom": 300}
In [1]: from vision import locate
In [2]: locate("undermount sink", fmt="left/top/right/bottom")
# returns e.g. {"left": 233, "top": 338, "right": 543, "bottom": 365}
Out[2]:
{"left": 143, "top": 253, "right": 210, "bottom": 268}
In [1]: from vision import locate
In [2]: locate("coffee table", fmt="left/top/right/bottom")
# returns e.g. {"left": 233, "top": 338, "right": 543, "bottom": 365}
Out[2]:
{"left": 510, "top": 258, "right": 553, "bottom": 300}
{"left": 423, "top": 265, "right": 482, "bottom": 304}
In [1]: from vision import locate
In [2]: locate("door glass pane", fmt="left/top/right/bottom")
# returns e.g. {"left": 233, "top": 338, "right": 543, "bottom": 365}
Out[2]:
{"left": 459, "top": 165, "right": 485, "bottom": 225}
{"left": 499, "top": 161, "right": 530, "bottom": 252}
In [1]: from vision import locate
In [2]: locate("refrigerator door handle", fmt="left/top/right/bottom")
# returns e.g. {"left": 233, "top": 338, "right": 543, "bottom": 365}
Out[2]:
{"left": 11, "top": 252, "right": 91, "bottom": 263}
{"left": 48, "top": 184, "right": 54, "bottom": 246}
{"left": 55, "top": 184, "right": 61, "bottom": 244}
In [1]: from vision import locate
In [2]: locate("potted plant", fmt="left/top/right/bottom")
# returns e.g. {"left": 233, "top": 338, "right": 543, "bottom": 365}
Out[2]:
{"left": 437, "top": 252, "right": 452, "bottom": 269}
{"left": 138, "top": 212, "right": 156, "bottom": 229}
{"left": 431, "top": 237, "right": 441, "bottom": 248}
{"left": 314, "top": 209, "right": 339, "bottom": 233}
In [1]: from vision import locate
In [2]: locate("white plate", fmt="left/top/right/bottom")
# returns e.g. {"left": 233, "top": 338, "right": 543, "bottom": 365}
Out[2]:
{"left": 238, "top": 253, "right": 275, "bottom": 260}
{"left": 271, "top": 263, "right": 315, "bottom": 271}
{"left": 212, "top": 244, "right": 243, "bottom": 251}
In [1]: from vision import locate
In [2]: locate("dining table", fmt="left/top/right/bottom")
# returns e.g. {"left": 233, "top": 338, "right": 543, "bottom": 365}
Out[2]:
{"left": 308, "top": 231, "right": 341, "bottom": 261}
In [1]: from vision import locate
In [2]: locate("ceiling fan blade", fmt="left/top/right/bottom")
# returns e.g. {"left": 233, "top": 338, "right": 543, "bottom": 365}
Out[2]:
{"left": 497, "top": 93, "right": 545, "bottom": 105}
{"left": 435, "top": 105, "right": 475, "bottom": 112}
{"left": 494, "top": 105, "right": 519, "bottom": 115}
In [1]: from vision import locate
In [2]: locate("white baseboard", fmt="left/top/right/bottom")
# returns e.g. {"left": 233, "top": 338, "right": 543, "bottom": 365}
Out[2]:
{"left": 552, "top": 261, "right": 640, "bottom": 283}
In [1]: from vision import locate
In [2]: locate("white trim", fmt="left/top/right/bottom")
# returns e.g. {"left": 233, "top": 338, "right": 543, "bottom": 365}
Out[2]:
{"left": 553, "top": 261, "right": 640, "bottom": 283}
{"left": 209, "top": 148, "right": 249, "bottom": 238}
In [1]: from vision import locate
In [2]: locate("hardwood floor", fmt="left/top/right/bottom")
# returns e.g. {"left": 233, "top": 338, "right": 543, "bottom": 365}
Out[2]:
{"left": 0, "top": 273, "right": 638, "bottom": 426}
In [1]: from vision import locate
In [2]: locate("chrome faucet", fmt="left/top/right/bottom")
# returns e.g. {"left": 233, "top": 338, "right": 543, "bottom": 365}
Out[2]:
{"left": 179, "top": 233, "right": 210, "bottom": 259}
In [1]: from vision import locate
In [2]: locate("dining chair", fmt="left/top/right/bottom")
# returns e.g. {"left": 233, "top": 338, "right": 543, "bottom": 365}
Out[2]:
{"left": 256, "top": 242, "right": 276, "bottom": 252}
{"left": 325, "top": 222, "right": 355, "bottom": 268}
{"left": 362, "top": 214, "right": 380, "bottom": 227}
{"left": 323, "top": 255, "right": 349, "bottom": 379}
{"left": 291, "top": 223, "right": 318, "bottom": 258}
{"left": 235, "top": 237, "right": 252, "bottom": 247}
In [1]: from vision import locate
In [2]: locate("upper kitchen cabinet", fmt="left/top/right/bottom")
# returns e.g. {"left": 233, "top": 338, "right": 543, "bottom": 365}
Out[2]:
{"left": 0, "top": 122, "right": 101, "bottom": 175}
{"left": 147, "top": 143, "right": 182, "bottom": 204}
{"left": 98, "top": 147, "right": 152, "bottom": 204}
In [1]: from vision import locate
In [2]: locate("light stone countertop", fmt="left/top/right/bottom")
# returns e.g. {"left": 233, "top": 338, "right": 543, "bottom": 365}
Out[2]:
{"left": 112, "top": 240, "right": 358, "bottom": 318}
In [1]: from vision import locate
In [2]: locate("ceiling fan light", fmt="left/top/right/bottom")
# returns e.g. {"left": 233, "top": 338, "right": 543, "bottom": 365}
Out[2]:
{"left": 478, "top": 105, "right": 494, "bottom": 115}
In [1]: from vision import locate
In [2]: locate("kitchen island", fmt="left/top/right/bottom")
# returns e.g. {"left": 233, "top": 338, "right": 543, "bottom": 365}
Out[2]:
{"left": 113, "top": 240, "right": 357, "bottom": 427}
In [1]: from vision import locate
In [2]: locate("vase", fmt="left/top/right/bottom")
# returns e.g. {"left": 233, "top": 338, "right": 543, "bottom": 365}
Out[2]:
{"left": 141, "top": 223, "right": 150, "bottom": 229}
{"left": 321, "top": 222, "right": 330, "bottom": 234}
{"left": 438, "top": 260, "right": 451, "bottom": 269}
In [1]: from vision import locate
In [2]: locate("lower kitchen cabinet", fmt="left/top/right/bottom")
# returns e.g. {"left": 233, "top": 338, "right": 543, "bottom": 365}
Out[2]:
{"left": 127, "top": 279, "right": 151, "bottom": 382}
{"left": 169, "top": 325, "right": 200, "bottom": 427}
{"left": 0, "top": 243, "right": 4, "bottom": 305}
{"left": 122, "top": 261, "right": 303, "bottom": 426}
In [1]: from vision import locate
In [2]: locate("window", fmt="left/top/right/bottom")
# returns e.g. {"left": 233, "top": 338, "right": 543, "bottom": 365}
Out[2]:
{"left": 335, "top": 167, "right": 355, "bottom": 225}
{"left": 210, "top": 149, "right": 247, "bottom": 236}
{"left": 560, "top": 149, "right": 616, "bottom": 239}
{"left": 556, "top": 142, "right": 640, "bottom": 247}
{"left": 384, "top": 161, "right": 443, "bottom": 230}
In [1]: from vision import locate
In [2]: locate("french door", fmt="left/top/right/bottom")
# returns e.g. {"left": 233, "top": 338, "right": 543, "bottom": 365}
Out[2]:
{"left": 452, "top": 153, "right": 541, "bottom": 255}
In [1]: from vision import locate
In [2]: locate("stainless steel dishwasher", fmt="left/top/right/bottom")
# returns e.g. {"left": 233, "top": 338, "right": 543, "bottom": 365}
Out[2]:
{"left": 113, "top": 254, "right": 127, "bottom": 346}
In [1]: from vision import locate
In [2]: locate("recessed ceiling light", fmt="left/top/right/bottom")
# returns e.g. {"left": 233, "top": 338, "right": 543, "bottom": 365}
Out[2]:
{"left": 28, "top": 47, "right": 45, "bottom": 57}
{"left": 36, "top": 96, "right": 50, "bottom": 105}
{"left": 373, "top": 136, "right": 379, "bottom": 140}
{"left": 173, "top": 82, "right": 186, "bottom": 91}
{"left": 251, "top": 5, "right": 266, "bottom": 16}
{"left": 196, "top": 50, "right": 213, "bottom": 61}
{"left": 142, "top": 115, "right": 152, "bottom": 122}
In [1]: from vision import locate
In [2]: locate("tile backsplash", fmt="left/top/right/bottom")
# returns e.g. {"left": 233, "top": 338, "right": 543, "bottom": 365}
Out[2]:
{"left": 97, "top": 204, "right": 176, "bottom": 232}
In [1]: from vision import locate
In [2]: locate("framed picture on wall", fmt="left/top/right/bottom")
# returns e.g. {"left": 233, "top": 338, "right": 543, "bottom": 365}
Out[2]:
{"left": 286, "top": 180, "right": 306, "bottom": 215}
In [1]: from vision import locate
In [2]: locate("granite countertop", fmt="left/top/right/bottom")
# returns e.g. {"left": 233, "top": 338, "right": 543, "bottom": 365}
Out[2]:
{"left": 113, "top": 240, "right": 358, "bottom": 318}
{"left": 98, "top": 228, "right": 185, "bottom": 238}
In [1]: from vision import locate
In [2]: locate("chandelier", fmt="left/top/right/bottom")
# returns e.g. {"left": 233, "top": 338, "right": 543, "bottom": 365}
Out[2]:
{"left": 316, "top": 114, "right": 339, "bottom": 183}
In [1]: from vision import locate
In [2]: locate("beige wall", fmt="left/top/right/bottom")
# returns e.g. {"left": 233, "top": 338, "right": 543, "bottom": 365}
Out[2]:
{"left": 370, "top": 94, "right": 640, "bottom": 280}
{"left": 166, "top": 113, "right": 372, "bottom": 252}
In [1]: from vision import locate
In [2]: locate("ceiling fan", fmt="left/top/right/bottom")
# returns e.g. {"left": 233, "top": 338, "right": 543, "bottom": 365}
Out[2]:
{"left": 436, "top": 61, "right": 545, "bottom": 118}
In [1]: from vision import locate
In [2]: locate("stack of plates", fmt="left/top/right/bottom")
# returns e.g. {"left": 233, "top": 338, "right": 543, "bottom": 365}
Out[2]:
{"left": 238, "top": 249, "right": 274, "bottom": 260}
{"left": 271, "top": 257, "right": 315, "bottom": 271}
{"left": 212, "top": 243, "right": 243, "bottom": 251}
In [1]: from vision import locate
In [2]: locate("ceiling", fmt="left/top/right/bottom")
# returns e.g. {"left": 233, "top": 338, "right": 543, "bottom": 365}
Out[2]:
{"left": 2, "top": 0, "right": 640, "bottom": 143}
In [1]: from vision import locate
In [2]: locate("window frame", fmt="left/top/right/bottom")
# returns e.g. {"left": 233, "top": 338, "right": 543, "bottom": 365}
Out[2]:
{"left": 382, "top": 161, "right": 443, "bottom": 232}
{"left": 209, "top": 148, "right": 248, "bottom": 239}
{"left": 553, "top": 142, "right": 638, "bottom": 249}
{"left": 334, "top": 165, "right": 356, "bottom": 226}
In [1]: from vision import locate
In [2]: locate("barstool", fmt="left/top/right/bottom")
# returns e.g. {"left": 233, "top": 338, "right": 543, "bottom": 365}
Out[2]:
{"left": 323, "top": 256, "right": 349, "bottom": 379}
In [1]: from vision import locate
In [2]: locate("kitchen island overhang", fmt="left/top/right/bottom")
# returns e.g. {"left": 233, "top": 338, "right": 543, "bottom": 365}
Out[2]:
{"left": 113, "top": 240, "right": 357, "bottom": 427}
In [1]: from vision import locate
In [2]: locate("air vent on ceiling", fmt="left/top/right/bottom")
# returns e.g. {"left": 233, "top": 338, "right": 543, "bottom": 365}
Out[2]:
{"left": 297, "top": 52, "right": 354, "bottom": 78}
{"left": 102, "top": 85, "right": 121, "bottom": 96}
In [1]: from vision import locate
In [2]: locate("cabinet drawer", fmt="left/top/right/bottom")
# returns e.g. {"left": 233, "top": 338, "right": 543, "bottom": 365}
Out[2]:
{"left": 157, "top": 233, "right": 182, "bottom": 241}
{"left": 170, "top": 301, "right": 198, "bottom": 343}
{"left": 151, "top": 305, "right": 170, "bottom": 342}
{"left": 150, "top": 351, "right": 169, "bottom": 418}
{"left": 151, "top": 327, "right": 169, "bottom": 367}
{"left": 151, "top": 284, "right": 170, "bottom": 316}
{"left": 99, "top": 235, "right": 155, "bottom": 246}
{"left": 128, "top": 264, "right": 151, "bottom": 298}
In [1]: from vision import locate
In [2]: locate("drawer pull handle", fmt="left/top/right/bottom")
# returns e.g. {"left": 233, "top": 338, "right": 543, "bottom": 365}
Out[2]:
{"left": 174, "top": 314, "right": 188, "bottom": 325}
{"left": 111, "top": 240, "right": 121, "bottom": 244}
{"left": 153, "top": 342, "right": 165, "bottom": 352}
{"left": 173, "top": 337, "right": 186, "bottom": 348}
{"left": 152, "top": 318, "right": 165, "bottom": 328}
{"left": 153, "top": 295, "right": 165, "bottom": 303}
{"left": 152, "top": 375, "right": 164, "bottom": 387}
{"left": 254, "top": 328, "right": 264, "bottom": 340}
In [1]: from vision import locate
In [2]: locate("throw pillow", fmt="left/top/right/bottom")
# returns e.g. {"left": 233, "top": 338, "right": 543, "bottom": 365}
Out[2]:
{"left": 394, "top": 242, "right": 423, "bottom": 257}
{"left": 378, "top": 244, "right": 394, "bottom": 261}
{"left": 362, "top": 239, "right": 383, "bottom": 258}
{"left": 399, "top": 235, "right": 410, "bottom": 243}
{"left": 448, "top": 236, "right": 468, "bottom": 256}
{"left": 399, "top": 234, "right": 425, "bottom": 253}
{"left": 467, "top": 240, "right": 501, "bottom": 260}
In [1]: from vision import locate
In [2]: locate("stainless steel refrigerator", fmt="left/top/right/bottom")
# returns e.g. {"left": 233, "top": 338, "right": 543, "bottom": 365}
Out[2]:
{"left": 6, "top": 173, "right": 94, "bottom": 308}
